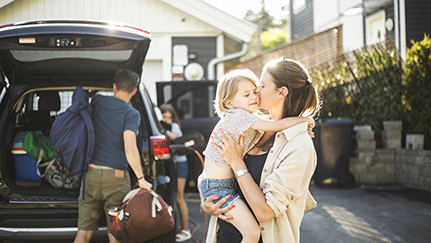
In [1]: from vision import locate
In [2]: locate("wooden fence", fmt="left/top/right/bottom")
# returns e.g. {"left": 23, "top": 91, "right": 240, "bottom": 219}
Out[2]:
{"left": 230, "top": 25, "right": 343, "bottom": 78}
{"left": 231, "top": 25, "right": 397, "bottom": 78}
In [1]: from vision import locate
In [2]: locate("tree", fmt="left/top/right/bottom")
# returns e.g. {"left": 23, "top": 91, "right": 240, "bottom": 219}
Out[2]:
{"left": 244, "top": 0, "right": 275, "bottom": 31}
{"left": 261, "top": 28, "right": 287, "bottom": 50}
{"left": 243, "top": 0, "right": 288, "bottom": 55}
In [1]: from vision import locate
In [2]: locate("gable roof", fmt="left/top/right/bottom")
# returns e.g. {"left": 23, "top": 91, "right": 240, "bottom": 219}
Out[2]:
{"left": 0, "top": 0, "right": 14, "bottom": 9}
{"left": 161, "top": 0, "right": 256, "bottom": 43}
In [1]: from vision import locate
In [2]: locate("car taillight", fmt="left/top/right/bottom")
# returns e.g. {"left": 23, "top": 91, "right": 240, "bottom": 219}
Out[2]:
{"left": 150, "top": 135, "right": 171, "bottom": 161}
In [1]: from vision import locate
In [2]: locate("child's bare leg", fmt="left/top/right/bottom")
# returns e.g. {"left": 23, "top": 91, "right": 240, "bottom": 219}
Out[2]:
{"left": 226, "top": 198, "right": 260, "bottom": 243}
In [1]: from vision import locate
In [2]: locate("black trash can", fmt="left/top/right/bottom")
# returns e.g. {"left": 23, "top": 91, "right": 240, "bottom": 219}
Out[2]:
{"left": 312, "top": 118, "right": 355, "bottom": 188}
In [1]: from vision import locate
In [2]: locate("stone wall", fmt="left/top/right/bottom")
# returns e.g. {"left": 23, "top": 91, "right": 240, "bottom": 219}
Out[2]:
{"left": 395, "top": 149, "right": 431, "bottom": 191}
{"left": 349, "top": 121, "right": 431, "bottom": 192}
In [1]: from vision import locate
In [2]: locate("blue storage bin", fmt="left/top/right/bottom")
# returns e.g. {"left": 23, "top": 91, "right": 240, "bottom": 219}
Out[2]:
{"left": 12, "top": 131, "right": 42, "bottom": 184}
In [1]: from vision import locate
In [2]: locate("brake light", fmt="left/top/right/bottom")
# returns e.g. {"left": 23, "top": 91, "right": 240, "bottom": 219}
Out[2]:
{"left": 150, "top": 135, "right": 171, "bottom": 161}
{"left": 0, "top": 23, "right": 14, "bottom": 29}
{"left": 122, "top": 24, "right": 151, "bottom": 34}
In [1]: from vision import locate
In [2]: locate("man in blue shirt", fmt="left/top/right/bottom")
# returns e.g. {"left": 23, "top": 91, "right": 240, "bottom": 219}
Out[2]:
{"left": 74, "top": 69, "right": 152, "bottom": 243}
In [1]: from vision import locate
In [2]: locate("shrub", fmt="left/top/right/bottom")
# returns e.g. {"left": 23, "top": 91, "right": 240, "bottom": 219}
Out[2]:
{"left": 404, "top": 35, "right": 431, "bottom": 149}
{"left": 311, "top": 49, "right": 404, "bottom": 147}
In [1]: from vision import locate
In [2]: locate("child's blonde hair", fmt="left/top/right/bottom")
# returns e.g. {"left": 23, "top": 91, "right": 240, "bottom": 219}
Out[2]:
{"left": 214, "top": 69, "right": 259, "bottom": 118}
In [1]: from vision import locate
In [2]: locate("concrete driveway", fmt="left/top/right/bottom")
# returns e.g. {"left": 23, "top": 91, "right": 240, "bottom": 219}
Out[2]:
{"left": 301, "top": 185, "right": 431, "bottom": 243}
{"left": 29, "top": 184, "right": 431, "bottom": 243}
{"left": 182, "top": 184, "right": 431, "bottom": 243}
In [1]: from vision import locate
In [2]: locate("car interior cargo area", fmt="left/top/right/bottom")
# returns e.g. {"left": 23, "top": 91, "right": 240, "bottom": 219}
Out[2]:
{"left": 2, "top": 88, "right": 115, "bottom": 194}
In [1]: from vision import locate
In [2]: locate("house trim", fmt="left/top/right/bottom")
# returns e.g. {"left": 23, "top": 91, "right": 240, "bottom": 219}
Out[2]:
{"left": 399, "top": 0, "right": 406, "bottom": 61}
{"left": 394, "top": 0, "right": 399, "bottom": 51}
{"left": 0, "top": 0, "right": 14, "bottom": 9}
{"left": 161, "top": 0, "right": 256, "bottom": 43}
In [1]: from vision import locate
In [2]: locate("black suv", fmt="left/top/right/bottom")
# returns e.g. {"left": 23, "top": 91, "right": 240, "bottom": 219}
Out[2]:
{"left": 0, "top": 20, "right": 175, "bottom": 242}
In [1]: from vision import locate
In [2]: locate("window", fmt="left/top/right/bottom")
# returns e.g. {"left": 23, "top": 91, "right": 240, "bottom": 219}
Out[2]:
{"left": 158, "top": 81, "right": 217, "bottom": 120}
{"left": 293, "top": 0, "right": 307, "bottom": 14}
{"left": 11, "top": 50, "right": 133, "bottom": 62}
{"left": 32, "top": 90, "right": 113, "bottom": 116}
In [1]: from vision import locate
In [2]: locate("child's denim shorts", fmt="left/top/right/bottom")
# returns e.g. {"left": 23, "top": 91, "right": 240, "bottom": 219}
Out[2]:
{"left": 174, "top": 161, "right": 188, "bottom": 179}
{"left": 199, "top": 178, "right": 240, "bottom": 209}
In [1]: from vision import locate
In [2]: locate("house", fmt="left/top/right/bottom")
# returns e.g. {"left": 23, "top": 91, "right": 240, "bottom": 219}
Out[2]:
{"left": 289, "top": 0, "right": 431, "bottom": 60}
{"left": 0, "top": 0, "right": 256, "bottom": 101}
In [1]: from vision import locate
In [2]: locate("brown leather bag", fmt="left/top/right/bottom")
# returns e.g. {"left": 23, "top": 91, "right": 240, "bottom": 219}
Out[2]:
{"left": 108, "top": 188, "right": 174, "bottom": 243}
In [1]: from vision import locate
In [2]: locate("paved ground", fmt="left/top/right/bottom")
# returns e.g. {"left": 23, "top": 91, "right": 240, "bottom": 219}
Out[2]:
{"left": 301, "top": 185, "right": 431, "bottom": 243}
{"left": 20, "top": 184, "right": 431, "bottom": 243}
{"left": 179, "top": 184, "right": 431, "bottom": 243}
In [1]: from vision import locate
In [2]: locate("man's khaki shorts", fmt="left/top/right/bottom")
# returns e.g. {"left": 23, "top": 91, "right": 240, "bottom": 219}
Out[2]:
{"left": 77, "top": 167, "right": 130, "bottom": 233}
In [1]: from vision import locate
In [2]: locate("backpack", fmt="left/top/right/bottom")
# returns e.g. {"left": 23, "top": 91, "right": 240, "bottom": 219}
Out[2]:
{"left": 49, "top": 87, "right": 101, "bottom": 194}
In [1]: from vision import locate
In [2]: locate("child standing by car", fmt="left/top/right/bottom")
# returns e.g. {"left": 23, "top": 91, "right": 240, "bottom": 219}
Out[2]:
{"left": 160, "top": 104, "right": 192, "bottom": 242}
{"left": 199, "top": 69, "right": 314, "bottom": 243}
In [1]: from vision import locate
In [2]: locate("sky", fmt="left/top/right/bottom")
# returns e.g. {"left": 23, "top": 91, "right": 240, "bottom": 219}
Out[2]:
{"left": 203, "top": 0, "right": 286, "bottom": 22}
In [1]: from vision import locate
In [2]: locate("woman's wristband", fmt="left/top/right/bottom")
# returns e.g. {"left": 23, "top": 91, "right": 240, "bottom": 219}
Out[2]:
{"left": 137, "top": 176, "right": 145, "bottom": 181}
{"left": 235, "top": 169, "right": 249, "bottom": 179}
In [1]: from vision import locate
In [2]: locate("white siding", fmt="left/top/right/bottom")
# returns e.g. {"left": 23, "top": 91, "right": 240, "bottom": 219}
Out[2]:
{"left": 341, "top": 15, "right": 363, "bottom": 52}
{"left": 142, "top": 60, "right": 163, "bottom": 102}
{"left": 313, "top": 0, "right": 364, "bottom": 52}
{"left": 0, "top": 0, "right": 220, "bottom": 35}
{"left": 313, "top": 0, "right": 339, "bottom": 33}
{"left": 0, "top": 0, "right": 223, "bottom": 92}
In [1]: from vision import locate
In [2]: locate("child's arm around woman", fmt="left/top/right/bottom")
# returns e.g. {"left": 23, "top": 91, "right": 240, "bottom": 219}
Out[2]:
{"left": 251, "top": 115, "right": 315, "bottom": 134}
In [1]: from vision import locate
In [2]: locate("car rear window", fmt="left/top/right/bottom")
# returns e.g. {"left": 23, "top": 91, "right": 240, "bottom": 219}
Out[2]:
{"left": 11, "top": 50, "right": 133, "bottom": 62}
{"left": 32, "top": 90, "right": 113, "bottom": 116}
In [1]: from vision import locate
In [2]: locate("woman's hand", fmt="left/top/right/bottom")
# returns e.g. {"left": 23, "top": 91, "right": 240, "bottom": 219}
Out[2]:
{"left": 212, "top": 130, "right": 246, "bottom": 171}
{"left": 201, "top": 195, "right": 234, "bottom": 221}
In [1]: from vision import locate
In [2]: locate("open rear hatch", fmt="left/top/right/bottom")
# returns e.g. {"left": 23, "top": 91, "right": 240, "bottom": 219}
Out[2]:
{"left": 0, "top": 20, "right": 151, "bottom": 200}
{"left": 0, "top": 20, "right": 151, "bottom": 85}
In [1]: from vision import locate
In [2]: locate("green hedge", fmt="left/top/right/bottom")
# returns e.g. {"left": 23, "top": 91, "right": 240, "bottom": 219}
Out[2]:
{"left": 312, "top": 36, "right": 431, "bottom": 149}
{"left": 311, "top": 49, "right": 404, "bottom": 148}
{"left": 404, "top": 35, "right": 431, "bottom": 149}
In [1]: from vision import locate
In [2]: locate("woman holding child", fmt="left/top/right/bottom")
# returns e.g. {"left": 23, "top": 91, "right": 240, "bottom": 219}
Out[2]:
{"left": 200, "top": 58, "right": 320, "bottom": 243}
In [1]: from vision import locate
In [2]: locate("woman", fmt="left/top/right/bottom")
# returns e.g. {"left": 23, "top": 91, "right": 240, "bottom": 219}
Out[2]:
{"left": 201, "top": 58, "right": 320, "bottom": 243}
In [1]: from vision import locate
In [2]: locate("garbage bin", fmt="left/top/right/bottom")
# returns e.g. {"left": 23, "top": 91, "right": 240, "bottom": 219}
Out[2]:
{"left": 312, "top": 118, "right": 355, "bottom": 188}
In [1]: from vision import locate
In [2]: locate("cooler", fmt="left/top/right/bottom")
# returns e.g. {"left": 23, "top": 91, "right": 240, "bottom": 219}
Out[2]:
{"left": 12, "top": 131, "right": 42, "bottom": 186}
